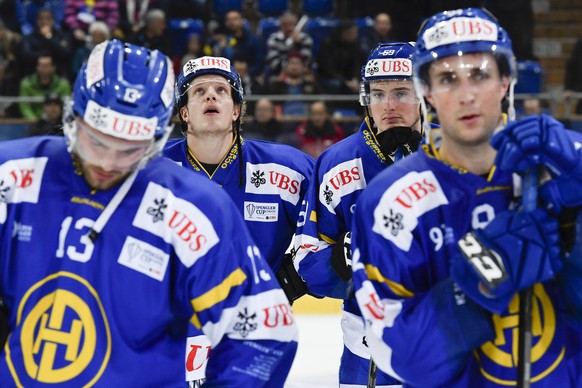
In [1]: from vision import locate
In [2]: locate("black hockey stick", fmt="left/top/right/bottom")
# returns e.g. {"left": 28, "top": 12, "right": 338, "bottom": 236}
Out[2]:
{"left": 368, "top": 357, "right": 378, "bottom": 388}
{"left": 517, "top": 168, "right": 538, "bottom": 388}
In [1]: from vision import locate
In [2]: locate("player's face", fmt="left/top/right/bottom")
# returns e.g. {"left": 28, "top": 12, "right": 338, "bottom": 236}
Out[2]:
{"left": 425, "top": 53, "right": 509, "bottom": 148}
{"left": 180, "top": 74, "right": 240, "bottom": 137}
{"left": 368, "top": 80, "right": 421, "bottom": 134}
{"left": 74, "top": 118, "right": 152, "bottom": 190}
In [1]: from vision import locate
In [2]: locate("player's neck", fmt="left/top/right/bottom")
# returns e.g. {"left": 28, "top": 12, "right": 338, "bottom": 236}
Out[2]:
{"left": 439, "top": 140, "right": 496, "bottom": 176}
{"left": 186, "top": 130, "right": 235, "bottom": 164}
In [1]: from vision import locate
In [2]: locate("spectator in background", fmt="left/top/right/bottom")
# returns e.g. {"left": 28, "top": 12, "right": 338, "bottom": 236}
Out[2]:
{"left": 179, "top": 33, "right": 203, "bottom": 68}
{"left": 130, "top": 8, "right": 172, "bottom": 56}
{"left": 359, "top": 13, "right": 396, "bottom": 56}
{"left": 16, "top": 0, "right": 65, "bottom": 36}
{"left": 232, "top": 56, "right": 264, "bottom": 114}
{"left": 244, "top": 98, "right": 293, "bottom": 144}
{"left": 265, "top": 12, "right": 313, "bottom": 80}
{"left": 564, "top": 37, "right": 582, "bottom": 114}
{"left": 202, "top": 24, "right": 234, "bottom": 58}
{"left": 267, "top": 50, "right": 320, "bottom": 117}
{"left": 523, "top": 97, "right": 543, "bottom": 116}
{"left": 0, "top": 19, "right": 22, "bottom": 117}
{"left": 116, "top": 0, "right": 160, "bottom": 39}
{"left": 27, "top": 92, "right": 63, "bottom": 136}
{"left": 316, "top": 19, "right": 365, "bottom": 95}
{"left": 19, "top": 8, "right": 72, "bottom": 77}
{"left": 296, "top": 101, "right": 344, "bottom": 158}
{"left": 71, "top": 21, "right": 110, "bottom": 79}
{"left": 64, "top": 0, "right": 118, "bottom": 47}
{"left": 224, "top": 10, "right": 263, "bottom": 76}
{"left": 18, "top": 53, "right": 70, "bottom": 120}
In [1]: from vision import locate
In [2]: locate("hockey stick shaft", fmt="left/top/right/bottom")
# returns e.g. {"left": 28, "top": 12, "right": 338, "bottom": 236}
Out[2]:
{"left": 517, "top": 168, "right": 538, "bottom": 388}
{"left": 368, "top": 357, "right": 378, "bottom": 388}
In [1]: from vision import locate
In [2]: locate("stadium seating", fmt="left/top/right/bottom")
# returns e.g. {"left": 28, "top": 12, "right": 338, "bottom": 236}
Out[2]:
{"left": 168, "top": 18, "right": 205, "bottom": 57}
{"left": 256, "top": 0, "right": 289, "bottom": 17}
{"left": 515, "top": 60, "right": 543, "bottom": 94}
{"left": 304, "top": 17, "right": 339, "bottom": 56}
{"left": 257, "top": 17, "right": 280, "bottom": 43}
{"left": 301, "top": 0, "right": 333, "bottom": 17}
{"left": 355, "top": 16, "right": 374, "bottom": 37}
{"left": 212, "top": 0, "right": 244, "bottom": 17}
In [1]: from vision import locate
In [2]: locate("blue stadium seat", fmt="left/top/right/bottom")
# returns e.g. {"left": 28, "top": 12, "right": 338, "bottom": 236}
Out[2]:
{"left": 515, "top": 60, "right": 543, "bottom": 94}
{"left": 302, "top": 0, "right": 333, "bottom": 17}
{"left": 168, "top": 19, "right": 205, "bottom": 57}
{"left": 355, "top": 16, "right": 374, "bottom": 37}
{"left": 212, "top": 0, "right": 244, "bottom": 17}
{"left": 257, "top": 17, "right": 280, "bottom": 43}
{"left": 257, "top": 0, "right": 288, "bottom": 17}
{"left": 304, "top": 17, "right": 339, "bottom": 56}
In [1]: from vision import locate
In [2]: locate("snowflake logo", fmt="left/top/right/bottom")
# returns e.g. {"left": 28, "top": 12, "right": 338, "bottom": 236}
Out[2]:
{"left": 146, "top": 198, "right": 167, "bottom": 223}
{"left": 427, "top": 25, "right": 449, "bottom": 45}
{"left": 383, "top": 209, "right": 404, "bottom": 236}
{"left": 88, "top": 107, "right": 108, "bottom": 130}
{"left": 323, "top": 185, "right": 334, "bottom": 205}
{"left": 0, "top": 180, "right": 10, "bottom": 203}
{"left": 233, "top": 308, "right": 257, "bottom": 338}
{"left": 366, "top": 60, "right": 379, "bottom": 76}
{"left": 184, "top": 60, "right": 199, "bottom": 75}
{"left": 250, "top": 170, "right": 266, "bottom": 188}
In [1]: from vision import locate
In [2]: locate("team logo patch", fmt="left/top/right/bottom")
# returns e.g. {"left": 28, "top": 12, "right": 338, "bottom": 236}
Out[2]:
{"left": 7, "top": 272, "right": 111, "bottom": 386}
{"left": 423, "top": 17, "right": 498, "bottom": 50}
{"left": 0, "top": 157, "right": 47, "bottom": 223}
{"left": 133, "top": 182, "right": 219, "bottom": 268}
{"left": 320, "top": 158, "right": 366, "bottom": 214}
{"left": 118, "top": 236, "right": 170, "bottom": 281}
{"left": 244, "top": 201, "right": 278, "bottom": 222}
{"left": 373, "top": 170, "right": 448, "bottom": 251}
{"left": 245, "top": 163, "right": 304, "bottom": 205}
{"left": 233, "top": 307, "right": 258, "bottom": 338}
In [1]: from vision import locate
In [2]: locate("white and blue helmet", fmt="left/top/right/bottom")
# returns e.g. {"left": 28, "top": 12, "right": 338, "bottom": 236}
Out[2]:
{"left": 359, "top": 42, "right": 416, "bottom": 106}
{"left": 66, "top": 39, "right": 175, "bottom": 145}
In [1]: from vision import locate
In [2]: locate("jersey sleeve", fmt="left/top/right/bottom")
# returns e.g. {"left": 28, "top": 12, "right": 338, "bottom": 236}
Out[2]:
{"left": 294, "top": 156, "right": 353, "bottom": 299}
{"left": 177, "top": 194, "right": 298, "bottom": 387}
{"left": 350, "top": 173, "right": 495, "bottom": 386}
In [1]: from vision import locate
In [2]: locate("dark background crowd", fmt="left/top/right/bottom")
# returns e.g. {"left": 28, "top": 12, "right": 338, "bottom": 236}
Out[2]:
{"left": 0, "top": 0, "right": 579, "bottom": 156}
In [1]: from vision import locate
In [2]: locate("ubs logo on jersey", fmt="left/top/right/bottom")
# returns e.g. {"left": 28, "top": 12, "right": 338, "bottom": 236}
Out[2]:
{"left": 0, "top": 157, "right": 47, "bottom": 223}
{"left": 263, "top": 303, "right": 294, "bottom": 328}
{"left": 185, "top": 335, "right": 211, "bottom": 382}
{"left": 245, "top": 163, "right": 305, "bottom": 205}
{"left": 7, "top": 272, "right": 110, "bottom": 386}
{"left": 134, "top": 182, "right": 219, "bottom": 268}
{"left": 320, "top": 158, "right": 367, "bottom": 214}
{"left": 373, "top": 170, "right": 448, "bottom": 251}
{"left": 476, "top": 284, "right": 564, "bottom": 384}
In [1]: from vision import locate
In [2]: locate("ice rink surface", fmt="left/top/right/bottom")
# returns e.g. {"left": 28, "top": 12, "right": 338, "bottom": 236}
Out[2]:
{"left": 285, "top": 297, "right": 344, "bottom": 387}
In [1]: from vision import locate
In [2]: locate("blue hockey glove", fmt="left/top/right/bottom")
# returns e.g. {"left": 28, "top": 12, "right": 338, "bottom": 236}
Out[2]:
{"left": 331, "top": 231, "right": 352, "bottom": 281}
{"left": 492, "top": 114, "right": 582, "bottom": 213}
{"left": 451, "top": 207, "right": 562, "bottom": 314}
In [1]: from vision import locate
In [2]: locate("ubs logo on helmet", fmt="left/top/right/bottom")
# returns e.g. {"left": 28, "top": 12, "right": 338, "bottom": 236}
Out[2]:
{"left": 427, "top": 25, "right": 449, "bottom": 45}
{"left": 365, "top": 60, "right": 380, "bottom": 76}
{"left": 7, "top": 272, "right": 111, "bottom": 386}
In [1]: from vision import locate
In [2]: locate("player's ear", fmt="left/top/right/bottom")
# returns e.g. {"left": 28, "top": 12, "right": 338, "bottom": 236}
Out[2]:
{"left": 180, "top": 106, "right": 188, "bottom": 121}
{"left": 499, "top": 76, "right": 510, "bottom": 102}
{"left": 233, "top": 104, "right": 241, "bottom": 121}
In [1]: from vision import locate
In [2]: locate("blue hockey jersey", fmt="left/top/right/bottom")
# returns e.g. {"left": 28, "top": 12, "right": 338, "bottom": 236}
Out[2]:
{"left": 352, "top": 129, "right": 582, "bottom": 387}
{"left": 0, "top": 136, "right": 297, "bottom": 387}
{"left": 164, "top": 137, "right": 314, "bottom": 273}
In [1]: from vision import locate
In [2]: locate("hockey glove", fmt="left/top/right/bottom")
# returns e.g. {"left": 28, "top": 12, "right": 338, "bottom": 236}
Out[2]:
{"left": 331, "top": 231, "right": 352, "bottom": 281}
{"left": 492, "top": 114, "right": 582, "bottom": 213}
{"left": 376, "top": 126, "right": 423, "bottom": 158}
{"left": 451, "top": 207, "right": 562, "bottom": 314}
{"left": 276, "top": 252, "right": 310, "bottom": 304}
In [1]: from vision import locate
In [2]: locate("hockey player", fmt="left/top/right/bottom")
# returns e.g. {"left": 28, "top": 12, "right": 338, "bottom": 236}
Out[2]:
{"left": 0, "top": 40, "right": 297, "bottom": 386}
{"left": 164, "top": 56, "right": 314, "bottom": 283}
{"left": 292, "top": 42, "right": 423, "bottom": 386}
{"left": 351, "top": 8, "right": 582, "bottom": 386}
